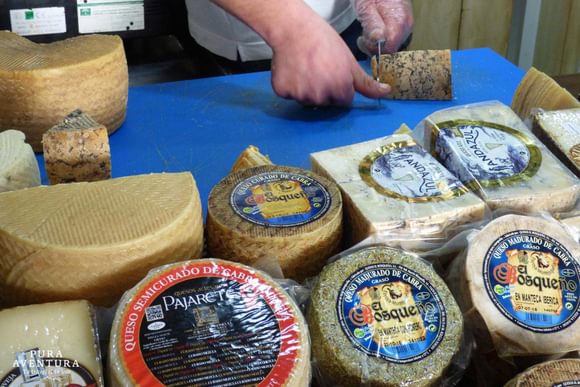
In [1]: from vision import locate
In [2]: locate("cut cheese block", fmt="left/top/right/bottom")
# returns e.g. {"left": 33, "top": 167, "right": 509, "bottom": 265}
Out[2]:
{"left": 533, "top": 108, "right": 580, "bottom": 177}
{"left": 311, "top": 133, "right": 486, "bottom": 246}
{"left": 206, "top": 165, "right": 342, "bottom": 281}
{"left": 0, "top": 300, "right": 104, "bottom": 387}
{"left": 109, "top": 259, "right": 310, "bottom": 387}
{"left": 0, "top": 130, "right": 40, "bottom": 192}
{"left": 455, "top": 214, "right": 580, "bottom": 357}
{"left": 512, "top": 67, "right": 580, "bottom": 121}
{"left": 414, "top": 101, "right": 580, "bottom": 214}
{"left": 308, "top": 246, "right": 463, "bottom": 386}
{"left": 505, "top": 359, "right": 580, "bottom": 387}
{"left": 0, "top": 31, "right": 128, "bottom": 152}
{"left": 371, "top": 49, "right": 452, "bottom": 100}
{"left": 230, "top": 145, "right": 273, "bottom": 173}
{"left": 43, "top": 109, "right": 111, "bottom": 184}
{"left": 0, "top": 172, "right": 203, "bottom": 307}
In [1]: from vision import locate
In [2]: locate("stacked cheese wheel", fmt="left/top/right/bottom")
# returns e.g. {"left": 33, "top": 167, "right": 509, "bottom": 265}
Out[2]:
{"left": 206, "top": 165, "right": 342, "bottom": 281}
{"left": 109, "top": 259, "right": 310, "bottom": 386}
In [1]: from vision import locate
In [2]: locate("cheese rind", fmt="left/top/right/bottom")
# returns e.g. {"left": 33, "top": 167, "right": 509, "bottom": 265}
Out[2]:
{"left": 0, "top": 130, "right": 40, "bottom": 192}
{"left": 0, "top": 300, "right": 104, "bottom": 387}
{"left": 505, "top": 359, "right": 580, "bottom": 387}
{"left": 0, "top": 172, "right": 204, "bottom": 307}
{"left": 0, "top": 31, "right": 128, "bottom": 152}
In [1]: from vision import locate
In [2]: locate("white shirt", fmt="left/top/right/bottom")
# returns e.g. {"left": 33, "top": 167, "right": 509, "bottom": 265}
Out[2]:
{"left": 185, "top": 0, "right": 356, "bottom": 61}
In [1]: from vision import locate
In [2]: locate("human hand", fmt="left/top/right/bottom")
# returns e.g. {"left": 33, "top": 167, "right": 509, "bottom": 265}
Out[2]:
{"left": 355, "top": 0, "right": 414, "bottom": 55}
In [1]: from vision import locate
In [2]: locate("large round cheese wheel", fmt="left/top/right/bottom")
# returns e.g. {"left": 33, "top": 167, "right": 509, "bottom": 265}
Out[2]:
{"left": 461, "top": 214, "right": 580, "bottom": 357}
{"left": 505, "top": 359, "right": 580, "bottom": 387}
{"left": 109, "top": 259, "right": 310, "bottom": 387}
{"left": 206, "top": 165, "right": 343, "bottom": 281}
{"left": 0, "top": 172, "right": 203, "bottom": 307}
{"left": 308, "top": 246, "right": 463, "bottom": 387}
{"left": 0, "top": 31, "right": 128, "bottom": 152}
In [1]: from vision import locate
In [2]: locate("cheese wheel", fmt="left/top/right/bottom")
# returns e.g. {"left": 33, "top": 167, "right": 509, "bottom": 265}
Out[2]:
{"left": 0, "top": 31, "right": 128, "bottom": 152}
{"left": 206, "top": 165, "right": 342, "bottom": 281}
{"left": 505, "top": 359, "right": 580, "bottom": 387}
{"left": 0, "top": 300, "right": 104, "bottom": 387}
{"left": 308, "top": 246, "right": 463, "bottom": 387}
{"left": 459, "top": 214, "right": 580, "bottom": 357}
{"left": 0, "top": 172, "right": 203, "bottom": 307}
{"left": 311, "top": 134, "right": 486, "bottom": 246}
{"left": 415, "top": 101, "right": 580, "bottom": 214}
{"left": 371, "top": 50, "right": 452, "bottom": 100}
{"left": 109, "top": 259, "right": 310, "bottom": 387}
{"left": 0, "top": 130, "right": 40, "bottom": 192}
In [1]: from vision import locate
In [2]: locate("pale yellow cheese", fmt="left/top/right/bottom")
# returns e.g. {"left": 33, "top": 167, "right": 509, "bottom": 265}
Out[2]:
{"left": 0, "top": 31, "right": 128, "bottom": 152}
{"left": 0, "top": 300, "right": 103, "bottom": 387}
{"left": 0, "top": 173, "right": 203, "bottom": 307}
{"left": 230, "top": 145, "right": 273, "bottom": 173}
{"left": 0, "top": 130, "right": 40, "bottom": 192}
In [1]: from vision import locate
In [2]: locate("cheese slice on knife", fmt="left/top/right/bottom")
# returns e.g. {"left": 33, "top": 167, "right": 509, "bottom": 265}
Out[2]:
{"left": 0, "top": 172, "right": 203, "bottom": 307}
{"left": 0, "top": 130, "right": 40, "bottom": 192}
{"left": 0, "top": 31, "right": 128, "bottom": 152}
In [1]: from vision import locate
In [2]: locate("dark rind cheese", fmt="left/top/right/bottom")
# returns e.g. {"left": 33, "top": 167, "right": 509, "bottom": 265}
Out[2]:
{"left": 505, "top": 359, "right": 580, "bottom": 387}
{"left": 371, "top": 50, "right": 452, "bottom": 100}
{"left": 308, "top": 246, "right": 463, "bottom": 386}
{"left": 206, "top": 165, "right": 343, "bottom": 281}
{"left": 43, "top": 110, "right": 111, "bottom": 184}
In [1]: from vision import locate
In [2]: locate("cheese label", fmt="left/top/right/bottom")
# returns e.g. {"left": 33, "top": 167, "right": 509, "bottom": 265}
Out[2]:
{"left": 359, "top": 140, "right": 468, "bottom": 202}
{"left": 337, "top": 263, "right": 447, "bottom": 364}
{"left": 0, "top": 349, "right": 96, "bottom": 387}
{"left": 484, "top": 230, "right": 580, "bottom": 332}
{"left": 553, "top": 381, "right": 580, "bottom": 387}
{"left": 432, "top": 120, "right": 542, "bottom": 188}
{"left": 118, "top": 261, "right": 299, "bottom": 386}
{"left": 231, "top": 171, "right": 331, "bottom": 227}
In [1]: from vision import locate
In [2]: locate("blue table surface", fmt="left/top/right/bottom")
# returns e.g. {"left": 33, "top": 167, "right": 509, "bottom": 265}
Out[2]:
{"left": 37, "top": 48, "right": 524, "bottom": 217}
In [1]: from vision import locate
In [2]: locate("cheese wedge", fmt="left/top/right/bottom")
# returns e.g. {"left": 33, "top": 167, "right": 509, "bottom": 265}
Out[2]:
{"left": 371, "top": 50, "right": 452, "bottom": 100}
{"left": 0, "top": 130, "right": 40, "bottom": 193}
{"left": 506, "top": 359, "right": 580, "bottom": 387}
{"left": 0, "top": 31, "right": 128, "bottom": 152}
{"left": 311, "top": 133, "right": 486, "bottom": 246}
{"left": 414, "top": 101, "right": 580, "bottom": 214}
{"left": 0, "top": 173, "right": 203, "bottom": 307}
{"left": 109, "top": 259, "right": 310, "bottom": 387}
{"left": 512, "top": 67, "right": 580, "bottom": 121}
{"left": 0, "top": 300, "right": 104, "bottom": 387}
{"left": 230, "top": 145, "right": 273, "bottom": 173}
{"left": 206, "top": 165, "right": 343, "bottom": 281}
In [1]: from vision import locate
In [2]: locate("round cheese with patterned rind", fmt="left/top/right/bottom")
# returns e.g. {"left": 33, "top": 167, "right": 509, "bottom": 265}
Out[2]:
{"left": 460, "top": 214, "right": 580, "bottom": 357}
{"left": 505, "top": 359, "right": 580, "bottom": 387}
{"left": 308, "top": 246, "right": 463, "bottom": 387}
{"left": 109, "top": 259, "right": 310, "bottom": 387}
{"left": 206, "top": 164, "right": 343, "bottom": 281}
{"left": 0, "top": 130, "right": 40, "bottom": 192}
{"left": 0, "top": 31, "right": 128, "bottom": 152}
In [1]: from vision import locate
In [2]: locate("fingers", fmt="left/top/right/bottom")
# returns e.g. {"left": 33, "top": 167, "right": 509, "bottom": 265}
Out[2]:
{"left": 352, "top": 62, "right": 391, "bottom": 99}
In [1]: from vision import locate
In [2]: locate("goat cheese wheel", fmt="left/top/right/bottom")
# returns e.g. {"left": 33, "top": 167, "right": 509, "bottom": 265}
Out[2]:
{"left": 505, "top": 359, "right": 580, "bottom": 387}
{"left": 109, "top": 259, "right": 310, "bottom": 387}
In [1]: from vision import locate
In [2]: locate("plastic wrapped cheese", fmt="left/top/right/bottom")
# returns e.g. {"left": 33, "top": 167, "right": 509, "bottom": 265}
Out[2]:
{"left": 311, "top": 134, "right": 487, "bottom": 246}
{"left": 413, "top": 101, "right": 580, "bottom": 214}
{"left": 109, "top": 259, "right": 310, "bottom": 386}
{"left": 505, "top": 359, "right": 580, "bottom": 387}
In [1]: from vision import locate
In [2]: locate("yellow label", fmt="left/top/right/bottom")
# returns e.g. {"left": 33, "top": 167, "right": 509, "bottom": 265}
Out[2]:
{"left": 507, "top": 249, "right": 563, "bottom": 316}
{"left": 357, "top": 282, "right": 426, "bottom": 347}
{"left": 251, "top": 180, "right": 311, "bottom": 219}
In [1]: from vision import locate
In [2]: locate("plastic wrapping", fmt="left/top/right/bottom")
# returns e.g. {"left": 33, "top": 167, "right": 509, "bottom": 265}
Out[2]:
{"left": 505, "top": 358, "right": 580, "bottom": 387}
{"left": 310, "top": 133, "right": 489, "bottom": 248}
{"left": 412, "top": 101, "right": 580, "bottom": 214}
{"left": 108, "top": 258, "right": 310, "bottom": 387}
{"left": 308, "top": 244, "right": 469, "bottom": 387}
{"left": 446, "top": 212, "right": 580, "bottom": 363}
{"left": 0, "top": 300, "right": 104, "bottom": 387}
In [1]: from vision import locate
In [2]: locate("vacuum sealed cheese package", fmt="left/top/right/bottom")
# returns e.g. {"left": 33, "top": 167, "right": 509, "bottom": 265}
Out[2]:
{"left": 413, "top": 101, "right": 580, "bottom": 214}
{"left": 311, "top": 133, "right": 487, "bottom": 248}
{"left": 109, "top": 259, "right": 310, "bottom": 386}
{"left": 308, "top": 244, "right": 468, "bottom": 387}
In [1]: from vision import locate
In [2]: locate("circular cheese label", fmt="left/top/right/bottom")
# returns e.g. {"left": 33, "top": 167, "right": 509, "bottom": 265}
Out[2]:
{"left": 337, "top": 263, "right": 447, "bottom": 364}
{"left": 484, "top": 230, "right": 580, "bottom": 332}
{"left": 432, "top": 120, "right": 542, "bottom": 188}
{"left": 359, "top": 141, "right": 468, "bottom": 202}
{"left": 230, "top": 171, "right": 331, "bottom": 227}
{"left": 0, "top": 355, "right": 96, "bottom": 387}
{"left": 118, "top": 261, "right": 300, "bottom": 386}
{"left": 553, "top": 381, "right": 580, "bottom": 387}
